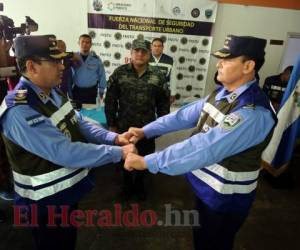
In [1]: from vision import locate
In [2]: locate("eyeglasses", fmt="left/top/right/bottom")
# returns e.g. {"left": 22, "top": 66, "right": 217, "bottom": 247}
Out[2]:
{"left": 38, "top": 58, "right": 64, "bottom": 65}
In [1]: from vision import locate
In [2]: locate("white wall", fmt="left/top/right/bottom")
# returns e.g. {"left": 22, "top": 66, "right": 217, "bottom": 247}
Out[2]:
{"left": 2, "top": 1, "right": 300, "bottom": 94}
{"left": 207, "top": 4, "right": 300, "bottom": 94}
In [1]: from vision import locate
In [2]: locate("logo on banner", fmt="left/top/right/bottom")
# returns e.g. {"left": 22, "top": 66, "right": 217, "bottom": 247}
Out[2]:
{"left": 103, "top": 60, "right": 110, "bottom": 67}
{"left": 191, "top": 46, "right": 197, "bottom": 54}
{"left": 93, "top": 0, "right": 103, "bottom": 11}
{"left": 186, "top": 85, "right": 193, "bottom": 91}
{"left": 114, "top": 52, "right": 121, "bottom": 60}
{"left": 199, "top": 58, "right": 206, "bottom": 65}
{"left": 205, "top": 9, "right": 213, "bottom": 19}
{"left": 197, "top": 74, "right": 204, "bottom": 81}
{"left": 89, "top": 31, "right": 96, "bottom": 39}
{"left": 170, "top": 45, "right": 177, "bottom": 53}
{"left": 177, "top": 73, "right": 183, "bottom": 80}
{"left": 189, "top": 66, "right": 195, "bottom": 72}
{"left": 191, "top": 8, "right": 200, "bottom": 18}
{"left": 202, "top": 39, "right": 209, "bottom": 46}
{"left": 172, "top": 6, "right": 181, "bottom": 16}
{"left": 107, "top": 2, "right": 114, "bottom": 10}
{"left": 107, "top": 2, "right": 132, "bottom": 11}
{"left": 179, "top": 56, "right": 186, "bottom": 64}
{"left": 180, "top": 37, "right": 188, "bottom": 45}
{"left": 160, "top": 36, "right": 167, "bottom": 43}
{"left": 137, "top": 34, "right": 144, "bottom": 40}
{"left": 114, "top": 32, "right": 122, "bottom": 40}
{"left": 104, "top": 41, "right": 111, "bottom": 48}
{"left": 125, "top": 42, "right": 132, "bottom": 50}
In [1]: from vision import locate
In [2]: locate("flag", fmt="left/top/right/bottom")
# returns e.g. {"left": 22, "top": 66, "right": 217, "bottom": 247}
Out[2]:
{"left": 261, "top": 54, "right": 300, "bottom": 176}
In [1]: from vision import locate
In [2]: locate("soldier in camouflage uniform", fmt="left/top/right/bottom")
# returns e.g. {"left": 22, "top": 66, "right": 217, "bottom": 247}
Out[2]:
{"left": 105, "top": 39, "right": 170, "bottom": 200}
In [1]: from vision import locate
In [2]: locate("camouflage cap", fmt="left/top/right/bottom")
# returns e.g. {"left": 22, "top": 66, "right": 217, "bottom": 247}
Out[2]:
{"left": 132, "top": 39, "right": 151, "bottom": 52}
{"left": 14, "top": 35, "right": 69, "bottom": 59}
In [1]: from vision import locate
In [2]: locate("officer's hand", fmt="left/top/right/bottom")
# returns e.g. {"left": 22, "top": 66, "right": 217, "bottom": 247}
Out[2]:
{"left": 121, "top": 144, "right": 138, "bottom": 160}
{"left": 124, "top": 153, "right": 147, "bottom": 171}
{"left": 115, "top": 132, "right": 132, "bottom": 146}
{"left": 128, "top": 127, "right": 145, "bottom": 144}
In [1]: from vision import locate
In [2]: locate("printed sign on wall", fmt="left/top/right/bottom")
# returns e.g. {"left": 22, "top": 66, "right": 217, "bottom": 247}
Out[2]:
{"left": 88, "top": 0, "right": 218, "bottom": 104}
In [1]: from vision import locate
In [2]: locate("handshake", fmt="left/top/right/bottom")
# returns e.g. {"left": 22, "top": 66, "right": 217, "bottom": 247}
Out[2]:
{"left": 114, "top": 127, "right": 148, "bottom": 172}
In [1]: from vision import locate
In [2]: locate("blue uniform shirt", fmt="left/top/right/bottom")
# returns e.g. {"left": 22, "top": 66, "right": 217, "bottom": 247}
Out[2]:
{"left": 143, "top": 81, "right": 275, "bottom": 175}
{"left": 72, "top": 52, "right": 106, "bottom": 96}
{"left": 1, "top": 77, "right": 122, "bottom": 168}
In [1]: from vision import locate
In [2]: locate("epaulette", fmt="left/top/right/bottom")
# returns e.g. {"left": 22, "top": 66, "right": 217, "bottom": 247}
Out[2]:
{"left": 14, "top": 89, "right": 28, "bottom": 104}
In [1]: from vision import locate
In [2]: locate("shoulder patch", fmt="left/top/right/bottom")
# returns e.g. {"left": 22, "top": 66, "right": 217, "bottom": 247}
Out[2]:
{"left": 220, "top": 113, "right": 242, "bottom": 130}
{"left": 15, "top": 89, "right": 28, "bottom": 104}
{"left": 243, "top": 103, "right": 256, "bottom": 109}
{"left": 38, "top": 92, "right": 48, "bottom": 102}
{"left": 26, "top": 114, "right": 45, "bottom": 126}
{"left": 229, "top": 93, "right": 238, "bottom": 101}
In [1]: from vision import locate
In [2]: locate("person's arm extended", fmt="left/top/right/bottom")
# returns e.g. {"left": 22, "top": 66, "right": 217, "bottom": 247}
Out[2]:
{"left": 2, "top": 106, "right": 123, "bottom": 168}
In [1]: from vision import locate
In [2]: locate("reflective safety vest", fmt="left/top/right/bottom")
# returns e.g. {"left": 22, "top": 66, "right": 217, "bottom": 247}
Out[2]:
{"left": 186, "top": 83, "right": 276, "bottom": 213}
{"left": 0, "top": 79, "right": 94, "bottom": 206}
{"left": 149, "top": 53, "right": 173, "bottom": 82}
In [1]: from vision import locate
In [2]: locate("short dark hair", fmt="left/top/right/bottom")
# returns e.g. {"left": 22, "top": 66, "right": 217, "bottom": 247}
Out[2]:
{"left": 241, "top": 56, "right": 265, "bottom": 73}
{"left": 16, "top": 56, "right": 43, "bottom": 74}
{"left": 152, "top": 38, "right": 164, "bottom": 45}
{"left": 79, "top": 34, "right": 92, "bottom": 41}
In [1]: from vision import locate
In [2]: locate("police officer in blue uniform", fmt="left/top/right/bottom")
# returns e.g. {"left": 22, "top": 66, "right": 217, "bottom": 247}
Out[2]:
{"left": 124, "top": 35, "right": 277, "bottom": 250}
{"left": 72, "top": 34, "right": 106, "bottom": 104}
{"left": 0, "top": 35, "right": 135, "bottom": 250}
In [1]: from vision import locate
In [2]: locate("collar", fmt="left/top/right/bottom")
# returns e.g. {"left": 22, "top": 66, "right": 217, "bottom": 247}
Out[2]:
{"left": 215, "top": 79, "right": 257, "bottom": 103}
{"left": 20, "top": 76, "right": 60, "bottom": 106}
{"left": 152, "top": 54, "right": 162, "bottom": 63}
{"left": 77, "top": 52, "right": 91, "bottom": 62}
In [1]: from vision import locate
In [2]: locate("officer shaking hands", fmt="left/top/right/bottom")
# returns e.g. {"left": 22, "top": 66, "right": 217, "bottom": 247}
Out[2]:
{"left": 0, "top": 35, "right": 136, "bottom": 250}
{"left": 125, "top": 35, "right": 277, "bottom": 250}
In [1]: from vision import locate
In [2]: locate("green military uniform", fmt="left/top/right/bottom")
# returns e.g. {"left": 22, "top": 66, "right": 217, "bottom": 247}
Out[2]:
{"left": 105, "top": 63, "right": 170, "bottom": 132}
{"left": 105, "top": 62, "right": 170, "bottom": 199}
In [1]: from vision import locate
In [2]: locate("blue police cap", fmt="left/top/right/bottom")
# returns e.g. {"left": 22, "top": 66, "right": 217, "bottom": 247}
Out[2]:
{"left": 212, "top": 35, "right": 267, "bottom": 60}
{"left": 13, "top": 35, "right": 69, "bottom": 59}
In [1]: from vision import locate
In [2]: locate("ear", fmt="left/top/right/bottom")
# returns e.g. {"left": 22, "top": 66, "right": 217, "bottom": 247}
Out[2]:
{"left": 26, "top": 60, "right": 38, "bottom": 75}
{"left": 243, "top": 60, "right": 255, "bottom": 74}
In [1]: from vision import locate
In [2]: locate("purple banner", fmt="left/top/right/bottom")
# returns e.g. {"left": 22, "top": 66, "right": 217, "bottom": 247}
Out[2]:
{"left": 88, "top": 13, "right": 213, "bottom": 36}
